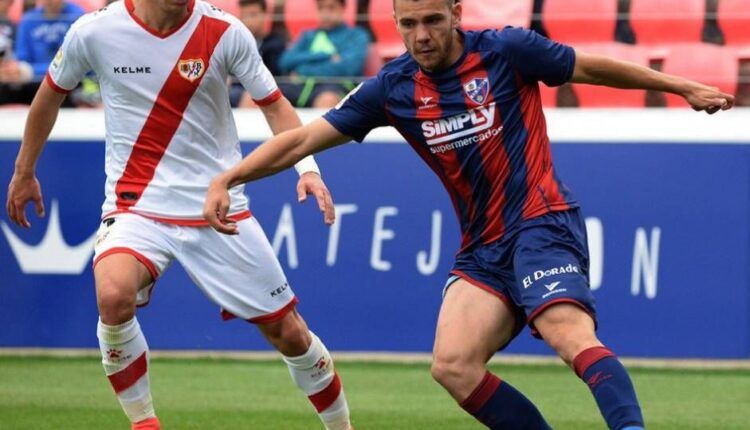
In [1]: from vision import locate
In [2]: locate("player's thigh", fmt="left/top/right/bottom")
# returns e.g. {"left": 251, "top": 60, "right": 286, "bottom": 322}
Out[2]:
{"left": 433, "top": 278, "right": 517, "bottom": 366}
{"left": 92, "top": 215, "right": 173, "bottom": 323}
{"left": 180, "top": 217, "right": 296, "bottom": 321}
{"left": 94, "top": 253, "right": 152, "bottom": 310}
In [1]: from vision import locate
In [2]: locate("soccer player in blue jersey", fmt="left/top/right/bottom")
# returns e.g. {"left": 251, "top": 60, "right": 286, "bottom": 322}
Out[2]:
{"left": 204, "top": 0, "right": 734, "bottom": 428}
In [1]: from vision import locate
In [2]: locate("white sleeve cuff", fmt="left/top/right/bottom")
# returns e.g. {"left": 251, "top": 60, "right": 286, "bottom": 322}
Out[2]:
{"left": 294, "top": 155, "right": 320, "bottom": 176}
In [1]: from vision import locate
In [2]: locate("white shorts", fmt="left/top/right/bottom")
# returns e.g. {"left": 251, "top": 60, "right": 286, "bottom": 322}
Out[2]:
{"left": 92, "top": 213, "right": 297, "bottom": 323}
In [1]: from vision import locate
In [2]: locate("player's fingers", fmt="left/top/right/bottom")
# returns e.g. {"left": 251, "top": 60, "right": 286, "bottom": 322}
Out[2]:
{"left": 13, "top": 200, "right": 30, "bottom": 228}
{"left": 7, "top": 200, "right": 19, "bottom": 226}
{"left": 316, "top": 189, "right": 335, "bottom": 225}
{"left": 706, "top": 105, "right": 721, "bottom": 115}
{"left": 297, "top": 183, "right": 307, "bottom": 203}
{"left": 33, "top": 194, "right": 45, "bottom": 218}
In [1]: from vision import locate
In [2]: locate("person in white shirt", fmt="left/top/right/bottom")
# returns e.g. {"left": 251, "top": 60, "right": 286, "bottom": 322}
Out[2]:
{"left": 5, "top": 1, "right": 353, "bottom": 429}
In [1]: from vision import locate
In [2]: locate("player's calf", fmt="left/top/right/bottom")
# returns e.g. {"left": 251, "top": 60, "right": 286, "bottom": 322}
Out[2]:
{"left": 259, "top": 312, "right": 352, "bottom": 430}
{"left": 535, "top": 304, "right": 645, "bottom": 430}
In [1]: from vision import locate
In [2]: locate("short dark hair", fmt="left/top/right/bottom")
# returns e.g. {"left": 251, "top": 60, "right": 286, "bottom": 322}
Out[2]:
{"left": 239, "top": 0, "right": 267, "bottom": 11}
{"left": 317, "top": 0, "right": 346, "bottom": 6}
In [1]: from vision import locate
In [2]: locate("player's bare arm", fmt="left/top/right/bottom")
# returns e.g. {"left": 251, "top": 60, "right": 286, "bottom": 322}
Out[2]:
{"left": 571, "top": 50, "right": 735, "bottom": 114}
{"left": 258, "top": 95, "right": 336, "bottom": 226}
{"left": 6, "top": 81, "right": 66, "bottom": 228}
{"left": 204, "top": 118, "right": 349, "bottom": 234}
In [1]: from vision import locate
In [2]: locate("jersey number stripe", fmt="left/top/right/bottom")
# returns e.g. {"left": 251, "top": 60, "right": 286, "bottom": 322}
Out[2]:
{"left": 114, "top": 16, "right": 230, "bottom": 210}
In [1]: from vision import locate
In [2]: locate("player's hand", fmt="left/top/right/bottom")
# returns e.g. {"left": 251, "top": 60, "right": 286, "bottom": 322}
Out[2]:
{"left": 682, "top": 82, "right": 735, "bottom": 114}
{"left": 296, "top": 172, "right": 335, "bottom": 225}
{"left": 6, "top": 172, "right": 45, "bottom": 228}
{"left": 203, "top": 175, "right": 239, "bottom": 235}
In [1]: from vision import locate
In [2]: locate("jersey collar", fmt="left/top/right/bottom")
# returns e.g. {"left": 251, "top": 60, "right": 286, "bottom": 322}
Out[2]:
{"left": 125, "top": 0, "right": 196, "bottom": 39}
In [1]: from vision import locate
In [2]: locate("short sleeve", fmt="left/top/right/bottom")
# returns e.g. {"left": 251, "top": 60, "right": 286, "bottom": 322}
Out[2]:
{"left": 46, "top": 25, "right": 91, "bottom": 93}
{"left": 225, "top": 23, "right": 280, "bottom": 106}
{"left": 496, "top": 27, "right": 575, "bottom": 87}
{"left": 322, "top": 77, "right": 388, "bottom": 142}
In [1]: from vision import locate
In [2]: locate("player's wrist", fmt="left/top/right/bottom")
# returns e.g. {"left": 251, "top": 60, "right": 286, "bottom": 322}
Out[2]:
{"left": 294, "top": 155, "right": 320, "bottom": 177}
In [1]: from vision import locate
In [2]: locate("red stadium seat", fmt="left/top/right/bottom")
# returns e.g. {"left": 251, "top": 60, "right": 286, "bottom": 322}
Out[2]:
{"left": 363, "top": 44, "right": 384, "bottom": 76}
{"left": 718, "top": 0, "right": 750, "bottom": 45}
{"left": 8, "top": 0, "right": 23, "bottom": 23}
{"left": 284, "top": 0, "right": 357, "bottom": 41}
{"left": 661, "top": 44, "right": 739, "bottom": 108}
{"left": 539, "top": 84, "right": 558, "bottom": 108}
{"left": 630, "top": 0, "right": 704, "bottom": 44}
{"left": 542, "top": 0, "right": 617, "bottom": 43}
{"left": 369, "top": 0, "right": 404, "bottom": 59}
{"left": 572, "top": 43, "right": 649, "bottom": 107}
{"left": 8, "top": 0, "right": 104, "bottom": 23}
{"left": 461, "top": 0, "right": 533, "bottom": 31}
{"left": 209, "top": 0, "right": 240, "bottom": 18}
{"left": 68, "top": 0, "right": 105, "bottom": 13}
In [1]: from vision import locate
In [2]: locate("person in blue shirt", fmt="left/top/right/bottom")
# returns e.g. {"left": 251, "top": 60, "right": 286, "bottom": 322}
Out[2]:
{"left": 3, "top": 0, "right": 83, "bottom": 83}
{"left": 278, "top": 0, "right": 369, "bottom": 108}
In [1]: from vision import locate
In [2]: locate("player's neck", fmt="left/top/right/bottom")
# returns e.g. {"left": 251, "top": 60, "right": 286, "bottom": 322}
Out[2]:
{"left": 131, "top": 0, "right": 191, "bottom": 34}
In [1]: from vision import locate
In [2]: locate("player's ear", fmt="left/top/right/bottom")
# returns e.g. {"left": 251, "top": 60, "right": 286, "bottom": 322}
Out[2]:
{"left": 451, "top": 0, "right": 462, "bottom": 30}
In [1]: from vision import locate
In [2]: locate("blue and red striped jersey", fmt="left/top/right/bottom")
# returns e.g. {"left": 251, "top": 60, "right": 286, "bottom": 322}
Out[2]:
{"left": 323, "top": 28, "right": 578, "bottom": 251}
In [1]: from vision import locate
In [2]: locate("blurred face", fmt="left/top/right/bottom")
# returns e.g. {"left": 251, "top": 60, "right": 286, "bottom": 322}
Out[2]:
{"left": 394, "top": 0, "right": 462, "bottom": 72}
{"left": 38, "top": 0, "right": 64, "bottom": 12}
{"left": 0, "top": 0, "right": 12, "bottom": 16}
{"left": 240, "top": 3, "right": 266, "bottom": 38}
{"left": 317, "top": 0, "right": 344, "bottom": 30}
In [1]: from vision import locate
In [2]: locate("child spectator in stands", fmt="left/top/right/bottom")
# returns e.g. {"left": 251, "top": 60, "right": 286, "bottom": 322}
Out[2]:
{"left": 233, "top": 0, "right": 287, "bottom": 107}
{"left": 279, "top": 0, "right": 369, "bottom": 108}
{"left": 0, "top": 0, "right": 82, "bottom": 104}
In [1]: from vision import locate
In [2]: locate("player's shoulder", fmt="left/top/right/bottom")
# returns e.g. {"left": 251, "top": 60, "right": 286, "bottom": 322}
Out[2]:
{"left": 194, "top": 0, "right": 244, "bottom": 27}
{"left": 376, "top": 52, "right": 420, "bottom": 87}
{"left": 470, "top": 27, "right": 544, "bottom": 55}
{"left": 67, "top": 1, "right": 128, "bottom": 37}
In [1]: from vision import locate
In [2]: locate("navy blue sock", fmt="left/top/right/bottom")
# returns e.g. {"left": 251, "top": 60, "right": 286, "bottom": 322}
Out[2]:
{"left": 573, "top": 346, "right": 644, "bottom": 430}
{"left": 460, "top": 371, "right": 552, "bottom": 430}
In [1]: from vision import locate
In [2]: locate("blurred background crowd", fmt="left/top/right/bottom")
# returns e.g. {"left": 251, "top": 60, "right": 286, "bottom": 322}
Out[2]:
{"left": 0, "top": 0, "right": 748, "bottom": 109}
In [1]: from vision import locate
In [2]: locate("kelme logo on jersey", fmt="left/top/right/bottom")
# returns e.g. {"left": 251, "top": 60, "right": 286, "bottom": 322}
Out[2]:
{"left": 177, "top": 58, "right": 205, "bottom": 82}
{"left": 421, "top": 103, "right": 497, "bottom": 146}
{"left": 463, "top": 77, "right": 490, "bottom": 105}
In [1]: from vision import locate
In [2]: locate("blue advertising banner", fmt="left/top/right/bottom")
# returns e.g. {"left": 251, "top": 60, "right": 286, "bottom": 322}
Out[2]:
{"left": 1, "top": 139, "right": 749, "bottom": 358}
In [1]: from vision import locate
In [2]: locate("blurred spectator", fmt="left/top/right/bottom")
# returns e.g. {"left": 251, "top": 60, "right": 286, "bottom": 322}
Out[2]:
{"left": 233, "top": 0, "right": 287, "bottom": 107}
{"left": 615, "top": 0, "right": 635, "bottom": 44}
{"left": 2, "top": 0, "right": 83, "bottom": 85}
{"left": 278, "top": 0, "right": 369, "bottom": 108}
{"left": 702, "top": 0, "right": 724, "bottom": 45}
{"left": 241, "top": 0, "right": 285, "bottom": 76}
{"left": 0, "top": 0, "right": 15, "bottom": 57}
{"left": 737, "top": 59, "right": 750, "bottom": 107}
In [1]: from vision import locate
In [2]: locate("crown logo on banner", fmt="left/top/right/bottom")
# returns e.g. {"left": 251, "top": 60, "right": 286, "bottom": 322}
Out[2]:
{"left": 1, "top": 200, "right": 97, "bottom": 275}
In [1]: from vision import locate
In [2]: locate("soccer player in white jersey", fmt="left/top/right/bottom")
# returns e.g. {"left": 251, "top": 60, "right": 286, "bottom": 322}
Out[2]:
{"left": 5, "top": 1, "right": 353, "bottom": 429}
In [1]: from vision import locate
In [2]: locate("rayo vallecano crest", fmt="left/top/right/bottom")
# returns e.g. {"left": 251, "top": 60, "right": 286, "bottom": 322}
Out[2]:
{"left": 463, "top": 77, "right": 490, "bottom": 105}
{"left": 178, "top": 58, "right": 205, "bottom": 82}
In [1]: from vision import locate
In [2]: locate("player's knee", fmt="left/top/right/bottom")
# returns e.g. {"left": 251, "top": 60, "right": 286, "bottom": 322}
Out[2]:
{"left": 312, "top": 91, "right": 342, "bottom": 109}
{"left": 534, "top": 304, "right": 599, "bottom": 364}
{"left": 96, "top": 279, "right": 137, "bottom": 325}
{"left": 431, "top": 353, "right": 475, "bottom": 389}
{"left": 259, "top": 310, "right": 311, "bottom": 356}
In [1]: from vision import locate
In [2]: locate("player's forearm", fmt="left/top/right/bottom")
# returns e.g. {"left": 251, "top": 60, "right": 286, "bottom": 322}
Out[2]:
{"left": 260, "top": 95, "right": 320, "bottom": 176}
{"left": 571, "top": 50, "right": 693, "bottom": 96}
{"left": 15, "top": 85, "right": 64, "bottom": 177}
{"left": 221, "top": 127, "right": 310, "bottom": 188}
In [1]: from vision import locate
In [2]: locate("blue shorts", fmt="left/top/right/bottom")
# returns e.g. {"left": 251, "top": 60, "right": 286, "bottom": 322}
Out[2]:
{"left": 446, "top": 208, "right": 596, "bottom": 350}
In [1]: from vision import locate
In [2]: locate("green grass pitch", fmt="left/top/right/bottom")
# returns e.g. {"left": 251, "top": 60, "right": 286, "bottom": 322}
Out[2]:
{"left": 0, "top": 356, "right": 748, "bottom": 429}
